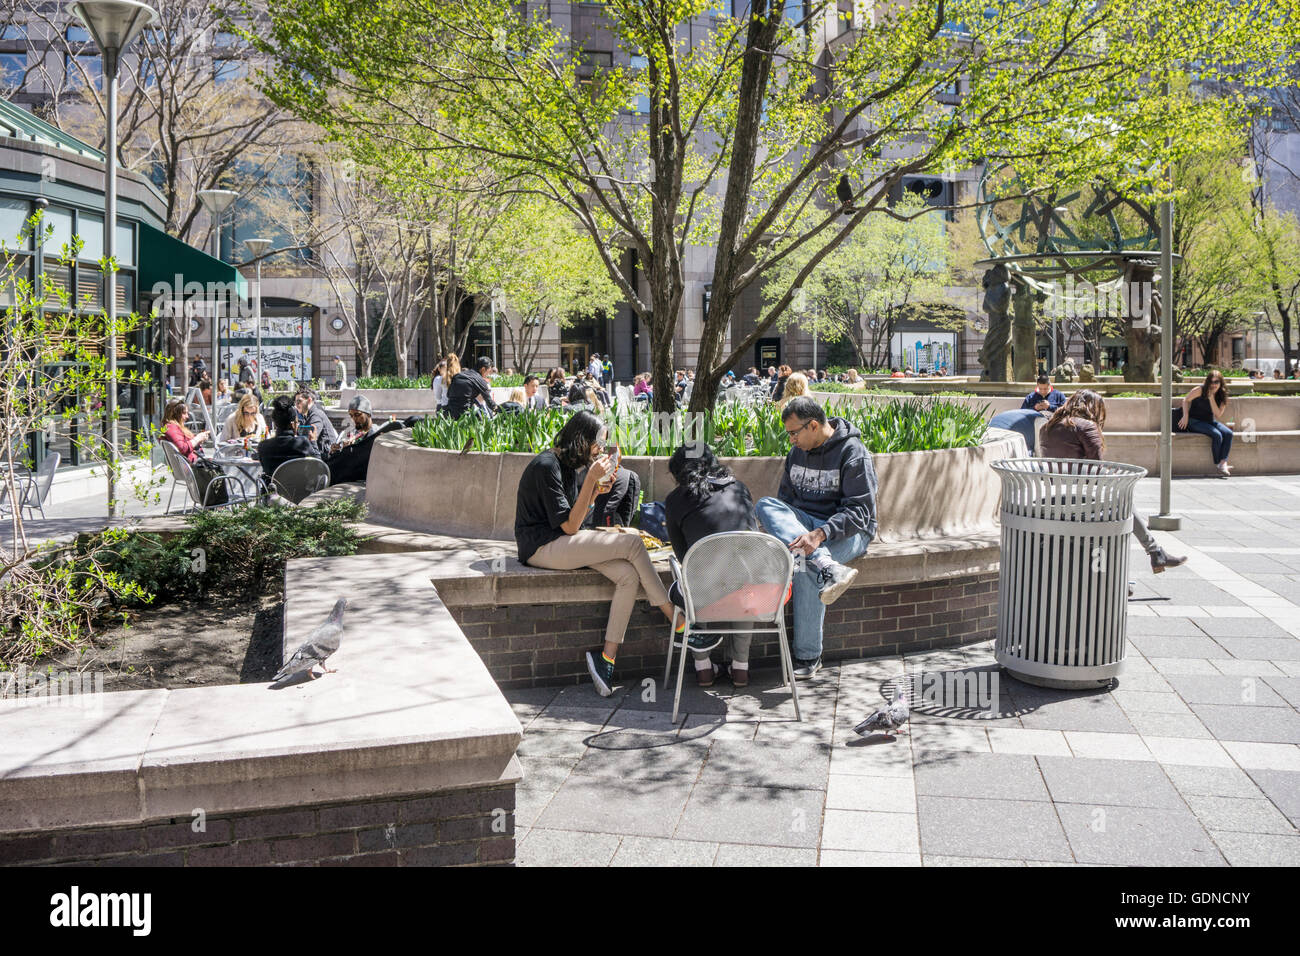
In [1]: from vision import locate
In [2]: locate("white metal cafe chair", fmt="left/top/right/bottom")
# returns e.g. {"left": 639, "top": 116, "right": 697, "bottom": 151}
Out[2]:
{"left": 663, "top": 531, "right": 799, "bottom": 723}
{"left": 269, "top": 457, "right": 331, "bottom": 505}
{"left": 160, "top": 440, "right": 249, "bottom": 512}
{"left": 0, "top": 451, "right": 60, "bottom": 520}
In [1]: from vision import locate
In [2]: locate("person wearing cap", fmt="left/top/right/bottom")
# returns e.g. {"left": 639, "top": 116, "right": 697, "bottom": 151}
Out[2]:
{"left": 333, "top": 395, "right": 378, "bottom": 451}
{"left": 446, "top": 355, "right": 499, "bottom": 419}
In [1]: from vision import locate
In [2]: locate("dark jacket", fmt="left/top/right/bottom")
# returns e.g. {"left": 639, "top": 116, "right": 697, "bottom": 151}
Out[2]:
{"left": 1040, "top": 416, "right": 1103, "bottom": 460}
{"left": 665, "top": 475, "right": 758, "bottom": 561}
{"left": 447, "top": 370, "right": 498, "bottom": 419}
{"left": 1021, "top": 388, "right": 1066, "bottom": 413}
{"left": 257, "top": 433, "right": 321, "bottom": 480}
{"left": 299, "top": 402, "right": 337, "bottom": 455}
{"left": 778, "top": 417, "right": 878, "bottom": 542}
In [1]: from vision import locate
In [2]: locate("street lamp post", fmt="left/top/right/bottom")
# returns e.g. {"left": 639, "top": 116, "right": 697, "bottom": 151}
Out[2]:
{"left": 68, "top": 0, "right": 158, "bottom": 518}
{"left": 1150, "top": 92, "right": 1181, "bottom": 532}
{"left": 244, "top": 237, "right": 272, "bottom": 390}
{"left": 198, "top": 188, "right": 238, "bottom": 384}
{"left": 490, "top": 287, "right": 502, "bottom": 372}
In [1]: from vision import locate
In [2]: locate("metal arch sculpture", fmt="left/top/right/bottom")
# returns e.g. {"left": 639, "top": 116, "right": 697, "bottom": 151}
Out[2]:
{"left": 974, "top": 165, "right": 1164, "bottom": 381}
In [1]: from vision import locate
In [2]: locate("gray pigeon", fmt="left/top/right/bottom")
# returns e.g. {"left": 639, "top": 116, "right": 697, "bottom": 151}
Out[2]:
{"left": 853, "top": 690, "right": 910, "bottom": 737}
{"left": 273, "top": 598, "right": 347, "bottom": 682}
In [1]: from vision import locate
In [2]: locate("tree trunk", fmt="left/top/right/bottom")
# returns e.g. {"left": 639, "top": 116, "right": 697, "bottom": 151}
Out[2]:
{"left": 1122, "top": 263, "right": 1158, "bottom": 382}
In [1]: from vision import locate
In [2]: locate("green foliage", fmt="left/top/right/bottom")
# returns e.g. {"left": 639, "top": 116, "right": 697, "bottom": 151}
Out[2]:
{"left": 356, "top": 375, "right": 434, "bottom": 389}
{"left": 410, "top": 401, "right": 987, "bottom": 457}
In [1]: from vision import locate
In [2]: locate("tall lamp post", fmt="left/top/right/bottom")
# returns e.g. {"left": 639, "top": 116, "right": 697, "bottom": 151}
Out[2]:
{"left": 490, "top": 287, "right": 502, "bottom": 371}
{"left": 68, "top": 0, "right": 158, "bottom": 518}
{"left": 198, "top": 187, "right": 238, "bottom": 384}
{"left": 1149, "top": 91, "right": 1181, "bottom": 532}
{"left": 244, "top": 237, "right": 272, "bottom": 389}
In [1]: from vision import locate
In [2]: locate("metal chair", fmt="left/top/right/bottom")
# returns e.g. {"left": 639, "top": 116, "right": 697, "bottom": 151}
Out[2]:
{"left": 0, "top": 451, "right": 60, "bottom": 520}
{"left": 663, "top": 531, "right": 799, "bottom": 723}
{"left": 269, "top": 457, "right": 331, "bottom": 505}
{"left": 160, "top": 440, "right": 248, "bottom": 512}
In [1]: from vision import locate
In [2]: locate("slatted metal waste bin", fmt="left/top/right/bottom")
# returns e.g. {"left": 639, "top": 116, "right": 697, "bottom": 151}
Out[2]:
{"left": 990, "top": 458, "right": 1147, "bottom": 689}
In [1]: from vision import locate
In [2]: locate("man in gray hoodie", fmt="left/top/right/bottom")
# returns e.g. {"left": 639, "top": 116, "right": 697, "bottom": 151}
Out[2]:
{"left": 756, "top": 396, "right": 878, "bottom": 679}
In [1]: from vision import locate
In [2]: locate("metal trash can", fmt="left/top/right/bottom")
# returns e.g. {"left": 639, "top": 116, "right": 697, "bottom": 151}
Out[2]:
{"left": 990, "top": 458, "right": 1147, "bottom": 689}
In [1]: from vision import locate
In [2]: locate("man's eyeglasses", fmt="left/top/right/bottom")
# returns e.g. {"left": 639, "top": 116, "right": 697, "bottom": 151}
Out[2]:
{"left": 785, "top": 420, "right": 812, "bottom": 441}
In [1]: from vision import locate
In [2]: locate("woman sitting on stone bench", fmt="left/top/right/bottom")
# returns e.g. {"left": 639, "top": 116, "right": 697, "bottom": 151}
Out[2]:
{"left": 514, "top": 411, "right": 678, "bottom": 697}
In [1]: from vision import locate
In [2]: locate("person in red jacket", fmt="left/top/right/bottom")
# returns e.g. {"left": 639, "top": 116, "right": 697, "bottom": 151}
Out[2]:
{"left": 161, "top": 400, "right": 227, "bottom": 505}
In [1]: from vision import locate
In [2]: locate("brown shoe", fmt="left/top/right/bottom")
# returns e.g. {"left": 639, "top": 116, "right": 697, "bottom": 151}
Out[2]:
{"left": 695, "top": 663, "right": 719, "bottom": 688}
{"left": 728, "top": 664, "right": 749, "bottom": 688}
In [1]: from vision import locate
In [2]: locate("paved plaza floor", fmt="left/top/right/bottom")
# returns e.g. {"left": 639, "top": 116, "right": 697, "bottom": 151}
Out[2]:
{"left": 507, "top": 475, "right": 1300, "bottom": 866}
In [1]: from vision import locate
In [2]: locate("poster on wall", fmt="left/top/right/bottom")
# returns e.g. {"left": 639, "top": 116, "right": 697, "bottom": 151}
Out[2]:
{"left": 219, "top": 346, "right": 310, "bottom": 381}
{"left": 891, "top": 332, "right": 955, "bottom": 373}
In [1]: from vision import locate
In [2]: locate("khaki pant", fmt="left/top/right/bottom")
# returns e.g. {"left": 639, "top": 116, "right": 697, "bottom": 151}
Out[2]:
{"left": 528, "top": 530, "right": 671, "bottom": 646}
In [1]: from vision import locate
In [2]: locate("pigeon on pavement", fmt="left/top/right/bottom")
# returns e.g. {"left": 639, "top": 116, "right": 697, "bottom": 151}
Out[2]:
{"left": 273, "top": 598, "right": 347, "bottom": 682}
{"left": 854, "top": 690, "right": 910, "bottom": 737}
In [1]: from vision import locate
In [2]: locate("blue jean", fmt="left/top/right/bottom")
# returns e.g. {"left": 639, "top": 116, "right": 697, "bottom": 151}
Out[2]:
{"left": 1186, "top": 419, "right": 1233, "bottom": 464}
{"left": 755, "top": 497, "right": 869, "bottom": 661}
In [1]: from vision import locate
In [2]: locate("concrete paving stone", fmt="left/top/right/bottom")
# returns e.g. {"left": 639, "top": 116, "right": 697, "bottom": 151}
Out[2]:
{"left": 987, "top": 727, "right": 1072, "bottom": 756}
{"left": 1128, "top": 633, "right": 1232, "bottom": 659}
{"left": 829, "top": 738, "right": 916, "bottom": 777}
{"left": 820, "top": 849, "right": 922, "bottom": 866}
{"left": 615, "top": 680, "right": 731, "bottom": 716}
{"left": 923, "top": 855, "right": 1027, "bottom": 866}
{"left": 913, "top": 750, "right": 1050, "bottom": 802}
{"left": 700, "top": 739, "right": 831, "bottom": 790}
{"left": 571, "top": 740, "right": 709, "bottom": 782}
{"left": 1221, "top": 741, "right": 1300, "bottom": 772}
{"left": 529, "top": 706, "right": 616, "bottom": 734}
{"left": 1037, "top": 755, "right": 1183, "bottom": 809}
{"left": 535, "top": 774, "right": 694, "bottom": 838}
{"left": 1113, "top": 671, "right": 1173, "bottom": 692}
{"left": 1211, "top": 659, "right": 1286, "bottom": 677}
{"left": 1146, "top": 657, "right": 1221, "bottom": 675}
{"left": 610, "top": 836, "right": 720, "bottom": 867}
{"left": 1122, "top": 711, "right": 1213, "bottom": 740}
{"left": 1064, "top": 731, "right": 1154, "bottom": 761}
{"left": 1261, "top": 676, "right": 1300, "bottom": 708}
{"left": 1189, "top": 704, "right": 1300, "bottom": 744}
{"left": 820, "top": 809, "right": 920, "bottom": 854}
{"left": 518, "top": 755, "right": 581, "bottom": 792}
{"left": 1210, "top": 831, "right": 1300, "bottom": 866}
{"left": 504, "top": 687, "right": 561, "bottom": 727}
{"left": 1164, "top": 764, "right": 1263, "bottom": 800}
{"left": 1126, "top": 617, "right": 1209, "bottom": 637}
{"left": 1056, "top": 804, "right": 1226, "bottom": 867}
{"left": 1211, "top": 637, "right": 1300, "bottom": 662}
{"left": 916, "top": 796, "right": 1073, "bottom": 862}
{"left": 906, "top": 723, "right": 990, "bottom": 752}
{"left": 1193, "top": 617, "right": 1294, "bottom": 639}
{"left": 1278, "top": 661, "right": 1300, "bottom": 677}
{"left": 514, "top": 787, "right": 556, "bottom": 830}
{"left": 713, "top": 844, "right": 818, "bottom": 866}
{"left": 674, "top": 785, "right": 825, "bottom": 848}
{"left": 516, "top": 731, "right": 593, "bottom": 758}
{"left": 1182, "top": 795, "right": 1296, "bottom": 834}
{"left": 1166, "top": 673, "right": 1286, "bottom": 706}
{"left": 1141, "top": 735, "right": 1235, "bottom": 767}
{"left": 754, "top": 718, "right": 837, "bottom": 745}
{"left": 825, "top": 773, "right": 916, "bottom": 813}
{"left": 548, "top": 684, "right": 631, "bottom": 709}
{"left": 1016, "top": 695, "right": 1138, "bottom": 734}
{"left": 677, "top": 717, "right": 759, "bottom": 742}
{"left": 602, "top": 709, "right": 686, "bottom": 733}
{"left": 1244, "top": 769, "right": 1300, "bottom": 826}
{"left": 516, "top": 828, "right": 621, "bottom": 867}
{"left": 1111, "top": 689, "right": 1197, "bottom": 715}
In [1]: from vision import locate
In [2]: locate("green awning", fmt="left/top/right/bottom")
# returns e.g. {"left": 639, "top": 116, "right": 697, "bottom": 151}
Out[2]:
{"left": 138, "top": 222, "right": 248, "bottom": 302}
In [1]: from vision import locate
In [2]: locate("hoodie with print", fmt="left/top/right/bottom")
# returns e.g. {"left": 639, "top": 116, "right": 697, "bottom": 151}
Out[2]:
{"left": 777, "top": 417, "right": 879, "bottom": 542}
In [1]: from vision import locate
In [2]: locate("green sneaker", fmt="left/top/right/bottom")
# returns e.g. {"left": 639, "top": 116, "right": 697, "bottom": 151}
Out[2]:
{"left": 585, "top": 651, "right": 615, "bottom": 697}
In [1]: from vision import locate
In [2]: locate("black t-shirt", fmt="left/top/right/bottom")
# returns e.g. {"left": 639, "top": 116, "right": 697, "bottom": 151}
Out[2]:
{"left": 257, "top": 433, "right": 321, "bottom": 479}
{"left": 515, "top": 449, "right": 579, "bottom": 564}
{"left": 446, "top": 370, "right": 498, "bottom": 419}
{"left": 664, "top": 475, "right": 759, "bottom": 561}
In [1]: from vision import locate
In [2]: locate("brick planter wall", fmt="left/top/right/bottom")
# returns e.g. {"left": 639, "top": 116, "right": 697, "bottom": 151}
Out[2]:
{"left": 0, "top": 782, "right": 515, "bottom": 868}
{"left": 449, "top": 572, "right": 998, "bottom": 689}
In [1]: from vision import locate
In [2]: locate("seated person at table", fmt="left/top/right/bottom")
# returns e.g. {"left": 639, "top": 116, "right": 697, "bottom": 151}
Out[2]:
{"left": 294, "top": 387, "right": 337, "bottom": 454}
{"left": 515, "top": 411, "right": 678, "bottom": 697}
{"left": 221, "top": 393, "right": 267, "bottom": 442}
{"left": 498, "top": 388, "right": 526, "bottom": 414}
{"left": 446, "top": 356, "right": 499, "bottom": 419}
{"left": 333, "top": 395, "right": 378, "bottom": 450}
{"left": 1022, "top": 375, "right": 1066, "bottom": 414}
{"left": 162, "top": 400, "right": 226, "bottom": 505}
{"left": 665, "top": 443, "right": 760, "bottom": 688}
{"left": 258, "top": 395, "right": 321, "bottom": 480}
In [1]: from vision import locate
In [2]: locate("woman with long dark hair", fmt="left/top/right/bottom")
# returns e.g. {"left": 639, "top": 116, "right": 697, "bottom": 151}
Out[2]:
{"left": 1179, "top": 370, "right": 1234, "bottom": 476}
{"left": 1041, "top": 390, "right": 1186, "bottom": 575}
{"left": 665, "top": 444, "right": 760, "bottom": 687}
{"left": 515, "top": 411, "right": 676, "bottom": 697}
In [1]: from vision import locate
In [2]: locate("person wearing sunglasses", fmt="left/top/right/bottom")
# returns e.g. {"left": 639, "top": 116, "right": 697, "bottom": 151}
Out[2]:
{"left": 755, "top": 396, "right": 878, "bottom": 680}
{"left": 1178, "top": 370, "right": 1234, "bottom": 476}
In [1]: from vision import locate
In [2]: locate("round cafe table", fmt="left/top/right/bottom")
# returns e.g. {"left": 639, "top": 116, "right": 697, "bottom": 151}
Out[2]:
{"left": 210, "top": 446, "right": 264, "bottom": 500}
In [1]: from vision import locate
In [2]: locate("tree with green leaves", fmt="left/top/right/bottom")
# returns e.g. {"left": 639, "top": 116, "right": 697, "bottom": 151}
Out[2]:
{"left": 251, "top": 0, "right": 1299, "bottom": 409}
{"left": 463, "top": 196, "right": 622, "bottom": 374}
